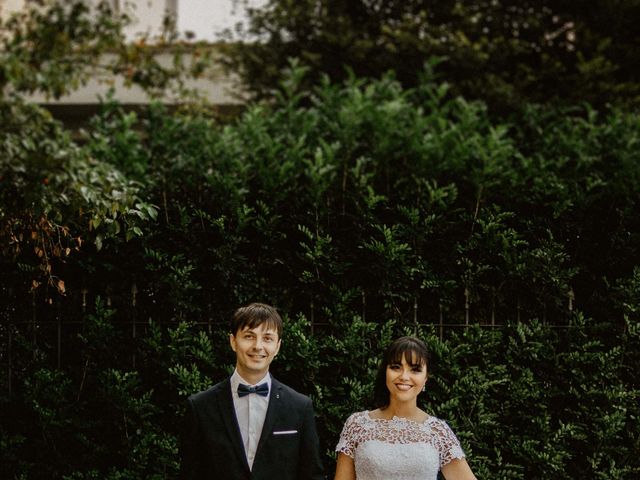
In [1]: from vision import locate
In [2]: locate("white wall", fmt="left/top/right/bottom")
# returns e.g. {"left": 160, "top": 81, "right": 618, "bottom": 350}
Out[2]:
{"left": 0, "top": 0, "right": 26, "bottom": 17}
{"left": 118, "top": 0, "right": 177, "bottom": 40}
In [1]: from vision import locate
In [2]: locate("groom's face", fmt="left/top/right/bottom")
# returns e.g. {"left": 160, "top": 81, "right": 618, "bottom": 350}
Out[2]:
{"left": 230, "top": 323, "right": 281, "bottom": 382}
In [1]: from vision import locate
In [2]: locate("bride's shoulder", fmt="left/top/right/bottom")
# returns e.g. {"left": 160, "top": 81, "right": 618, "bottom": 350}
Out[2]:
{"left": 423, "top": 415, "right": 460, "bottom": 438}
{"left": 346, "top": 410, "right": 371, "bottom": 420}
{"left": 342, "top": 410, "right": 375, "bottom": 426}
{"left": 422, "top": 414, "right": 448, "bottom": 427}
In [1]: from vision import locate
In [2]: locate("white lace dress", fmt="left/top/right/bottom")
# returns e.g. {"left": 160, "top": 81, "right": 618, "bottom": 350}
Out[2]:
{"left": 336, "top": 410, "right": 465, "bottom": 480}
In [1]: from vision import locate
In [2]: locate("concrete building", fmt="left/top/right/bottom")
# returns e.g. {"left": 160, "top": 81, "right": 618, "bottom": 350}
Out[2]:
{"left": 0, "top": 0, "right": 241, "bottom": 124}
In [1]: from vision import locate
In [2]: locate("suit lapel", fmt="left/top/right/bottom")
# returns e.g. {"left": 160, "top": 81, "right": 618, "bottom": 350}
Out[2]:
{"left": 215, "top": 378, "right": 251, "bottom": 471}
{"left": 255, "top": 378, "right": 283, "bottom": 457}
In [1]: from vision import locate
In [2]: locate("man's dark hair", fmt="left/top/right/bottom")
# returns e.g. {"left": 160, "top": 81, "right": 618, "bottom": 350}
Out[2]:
{"left": 373, "top": 336, "right": 431, "bottom": 409}
{"left": 230, "top": 302, "right": 283, "bottom": 338}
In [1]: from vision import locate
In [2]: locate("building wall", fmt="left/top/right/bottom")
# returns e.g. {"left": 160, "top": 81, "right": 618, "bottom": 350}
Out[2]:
{"left": 26, "top": 51, "right": 241, "bottom": 106}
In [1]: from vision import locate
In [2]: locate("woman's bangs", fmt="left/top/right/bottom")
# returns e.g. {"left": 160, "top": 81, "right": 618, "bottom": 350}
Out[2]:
{"left": 387, "top": 343, "right": 428, "bottom": 367}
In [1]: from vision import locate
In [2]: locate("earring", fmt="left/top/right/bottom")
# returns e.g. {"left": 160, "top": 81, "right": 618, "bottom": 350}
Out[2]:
{"left": 422, "top": 384, "right": 426, "bottom": 392}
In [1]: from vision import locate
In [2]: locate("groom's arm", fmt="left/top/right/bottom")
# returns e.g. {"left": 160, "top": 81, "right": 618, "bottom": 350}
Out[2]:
{"left": 298, "top": 397, "right": 325, "bottom": 480}
{"left": 179, "top": 397, "right": 206, "bottom": 480}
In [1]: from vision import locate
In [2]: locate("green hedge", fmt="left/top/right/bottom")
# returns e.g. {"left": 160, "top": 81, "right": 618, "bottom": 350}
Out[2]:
{"left": 2, "top": 65, "right": 640, "bottom": 478}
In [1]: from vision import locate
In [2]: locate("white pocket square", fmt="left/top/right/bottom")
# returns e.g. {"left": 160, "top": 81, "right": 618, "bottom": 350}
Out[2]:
{"left": 273, "top": 430, "right": 298, "bottom": 435}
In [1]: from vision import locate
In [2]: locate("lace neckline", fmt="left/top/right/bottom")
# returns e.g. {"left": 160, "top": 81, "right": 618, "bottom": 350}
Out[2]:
{"left": 365, "top": 410, "right": 432, "bottom": 426}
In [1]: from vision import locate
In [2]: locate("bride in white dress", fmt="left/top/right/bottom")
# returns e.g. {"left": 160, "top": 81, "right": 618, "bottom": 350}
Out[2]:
{"left": 334, "top": 336, "right": 478, "bottom": 480}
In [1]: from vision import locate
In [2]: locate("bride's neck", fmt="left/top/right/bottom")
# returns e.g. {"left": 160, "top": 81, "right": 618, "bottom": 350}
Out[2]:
{"left": 382, "top": 401, "right": 421, "bottom": 421}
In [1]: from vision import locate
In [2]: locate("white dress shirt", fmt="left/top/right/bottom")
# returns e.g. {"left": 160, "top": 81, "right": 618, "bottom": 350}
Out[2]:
{"left": 230, "top": 369, "right": 271, "bottom": 470}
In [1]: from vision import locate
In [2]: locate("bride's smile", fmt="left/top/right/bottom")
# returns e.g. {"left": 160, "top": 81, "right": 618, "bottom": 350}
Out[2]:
{"left": 385, "top": 353, "right": 428, "bottom": 403}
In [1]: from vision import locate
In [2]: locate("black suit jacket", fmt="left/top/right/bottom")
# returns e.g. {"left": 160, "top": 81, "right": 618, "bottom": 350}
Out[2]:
{"left": 179, "top": 376, "right": 324, "bottom": 480}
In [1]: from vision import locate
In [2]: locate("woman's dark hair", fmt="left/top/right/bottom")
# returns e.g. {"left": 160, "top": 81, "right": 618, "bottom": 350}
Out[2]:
{"left": 230, "top": 302, "right": 283, "bottom": 338}
{"left": 373, "top": 336, "right": 430, "bottom": 409}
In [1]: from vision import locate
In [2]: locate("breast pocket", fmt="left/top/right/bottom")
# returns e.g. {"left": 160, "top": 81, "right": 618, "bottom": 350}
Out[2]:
{"left": 270, "top": 430, "right": 300, "bottom": 459}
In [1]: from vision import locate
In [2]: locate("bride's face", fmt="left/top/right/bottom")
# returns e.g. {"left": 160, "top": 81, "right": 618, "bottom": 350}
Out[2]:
{"left": 385, "top": 353, "right": 428, "bottom": 404}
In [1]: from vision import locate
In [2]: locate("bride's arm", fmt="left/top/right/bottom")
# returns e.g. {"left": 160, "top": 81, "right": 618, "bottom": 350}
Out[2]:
{"left": 441, "top": 458, "right": 477, "bottom": 480}
{"left": 334, "top": 452, "right": 356, "bottom": 480}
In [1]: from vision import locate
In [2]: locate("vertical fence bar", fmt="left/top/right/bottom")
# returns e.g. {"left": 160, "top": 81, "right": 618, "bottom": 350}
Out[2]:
{"left": 464, "top": 287, "right": 470, "bottom": 326}
{"left": 32, "top": 290, "right": 37, "bottom": 360}
{"left": 8, "top": 325, "right": 12, "bottom": 395}
{"left": 361, "top": 290, "right": 366, "bottom": 323}
{"left": 491, "top": 289, "right": 496, "bottom": 327}
{"left": 568, "top": 287, "right": 575, "bottom": 326}
{"left": 310, "top": 299, "right": 315, "bottom": 334}
{"left": 81, "top": 287, "right": 88, "bottom": 313}
{"left": 438, "top": 301, "right": 444, "bottom": 340}
{"left": 568, "top": 288, "right": 574, "bottom": 312}
{"left": 413, "top": 297, "right": 418, "bottom": 328}
{"left": 491, "top": 296, "right": 496, "bottom": 327}
{"left": 56, "top": 299, "right": 62, "bottom": 369}
{"left": 131, "top": 283, "right": 137, "bottom": 369}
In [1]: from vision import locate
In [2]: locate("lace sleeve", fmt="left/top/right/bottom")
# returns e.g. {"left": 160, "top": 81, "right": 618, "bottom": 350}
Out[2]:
{"left": 432, "top": 419, "right": 465, "bottom": 467}
{"left": 335, "top": 412, "right": 359, "bottom": 458}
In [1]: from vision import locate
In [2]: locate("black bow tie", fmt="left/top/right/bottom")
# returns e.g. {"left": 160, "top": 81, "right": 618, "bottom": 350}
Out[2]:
{"left": 237, "top": 382, "right": 269, "bottom": 397}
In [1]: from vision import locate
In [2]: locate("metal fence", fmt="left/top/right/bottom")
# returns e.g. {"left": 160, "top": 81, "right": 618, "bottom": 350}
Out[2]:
{"left": 1, "top": 283, "right": 577, "bottom": 395}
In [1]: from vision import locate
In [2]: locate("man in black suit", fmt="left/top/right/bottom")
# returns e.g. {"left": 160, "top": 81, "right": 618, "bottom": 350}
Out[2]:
{"left": 180, "top": 302, "right": 324, "bottom": 480}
